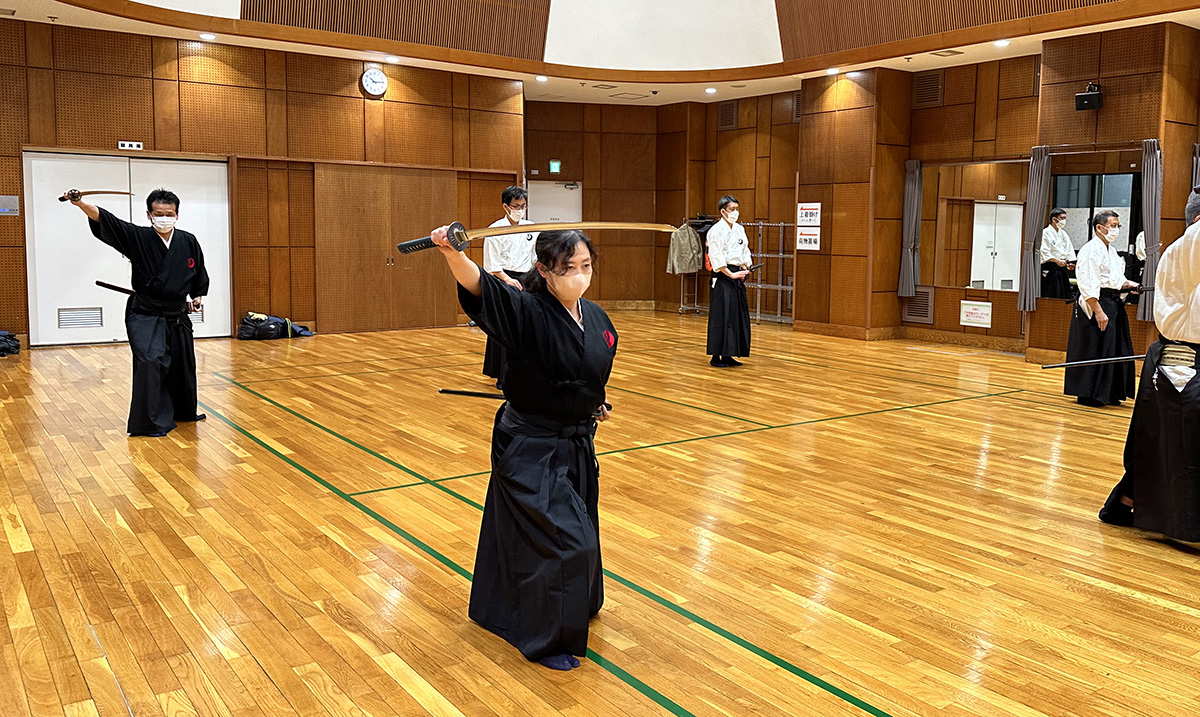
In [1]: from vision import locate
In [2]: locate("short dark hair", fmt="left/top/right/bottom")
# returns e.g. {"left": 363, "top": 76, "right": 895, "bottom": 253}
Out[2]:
{"left": 146, "top": 188, "right": 180, "bottom": 213}
{"left": 718, "top": 195, "right": 739, "bottom": 212}
{"left": 1050, "top": 208, "right": 1066, "bottom": 220}
{"left": 1187, "top": 188, "right": 1200, "bottom": 225}
{"left": 1093, "top": 210, "right": 1119, "bottom": 232}
{"left": 522, "top": 230, "right": 596, "bottom": 294}
{"left": 501, "top": 186, "right": 527, "bottom": 206}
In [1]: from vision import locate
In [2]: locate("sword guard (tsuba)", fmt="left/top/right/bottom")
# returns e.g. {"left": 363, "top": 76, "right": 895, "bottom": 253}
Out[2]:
{"left": 60, "top": 189, "right": 82, "bottom": 203}
{"left": 446, "top": 221, "right": 469, "bottom": 251}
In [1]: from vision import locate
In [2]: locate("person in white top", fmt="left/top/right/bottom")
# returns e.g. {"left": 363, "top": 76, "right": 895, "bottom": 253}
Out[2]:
{"left": 1099, "top": 188, "right": 1200, "bottom": 539}
{"left": 706, "top": 195, "right": 752, "bottom": 367}
{"left": 1063, "top": 210, "right": 1140, "bottom": 407}
{"left": 1039, "top": 208, "right": 1076, "bottom": 299}
{"left": 481, "top": 186, "right": 539, "bottom": 387}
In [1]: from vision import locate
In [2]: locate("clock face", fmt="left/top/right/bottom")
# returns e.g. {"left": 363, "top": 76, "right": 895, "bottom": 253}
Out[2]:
{"left": 361, "top": 68, "right": 388, "bottom": 97}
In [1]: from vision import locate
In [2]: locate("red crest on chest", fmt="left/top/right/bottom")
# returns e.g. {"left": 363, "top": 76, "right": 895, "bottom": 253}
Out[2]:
{"left": 603, "top": 330, "right": 615, "bottom": 348}
{"left": 187, "top": 257, "right": 195, "bottom": 268}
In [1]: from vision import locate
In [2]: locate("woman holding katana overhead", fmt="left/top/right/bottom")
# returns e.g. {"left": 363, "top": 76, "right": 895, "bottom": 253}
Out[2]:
{"left": 427, "top": 222, "right": 615, "bottom": 671}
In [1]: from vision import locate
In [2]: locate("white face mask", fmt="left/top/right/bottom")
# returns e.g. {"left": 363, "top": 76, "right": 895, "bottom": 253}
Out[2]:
{"left": 1104, "top": 226, "right": 1120, "bottom": 242}
{"left": 150, "top": 215, "right": 176, "bottom": 231}
{"left": 547, "top": 272, "right": 591, "bottom": 302}
{"left": 724, "top": 209, "right": 739, "bottom": 224}
{"left": 506, "top": 206, "right": 526, "bottom": 222}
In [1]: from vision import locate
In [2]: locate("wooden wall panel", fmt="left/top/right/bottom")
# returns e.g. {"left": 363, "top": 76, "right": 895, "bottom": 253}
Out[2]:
{"left": 1042, "top": 34, "right": 1100, "bottom": 85}
{"left": 0, "top": 247, "right": 28, "bottom": 333}
{"left": 875, "top": 69, "right": 913, "bottom": 147}
{"left": 829, "top": 256, "right": 868, "bottom": 325}
{"left": 974, "top": 61, "right": 999, "bottom": 142}
{"left": 55, "top": 72, "right": 154, "bottom": 150}
{"left": 151, "top": 37, "right": 177, "bottom": 80}
{"left": 470, "top": 111, "right": 524, "bottom": 172}
{"left": 1095, "top": 73, "right": 1162, "bottom": 144}
{"left": 288, "top": 168, "right": 315, "bottom": 247}
{"left": 944, "top": 65, "right": 977, "bottom": 106}
{"left": 383, "top": 66, "right": 452, "bottom": 107}
{"left": 1163, "top": 23, "right": 1200, "bottom": 127}
{"left": 286, "top": 92, "right": 365, "bottom": 161}
{"left": 0, "top": 66, "right": 28, "bottom": 157}
{"left": 269, "top": 246, "right": 291, "bottom": 317}
{"left": 53, "top": 26, "right": 151, "bottom": 77}
{"left": 874, "top": 144, "right": 907, "bottom": 219}
{"left": 995, "top": 97, "right": 1038, "bottom": 158}
{"left": 656, "top": 132, "right": 687, "bottom": 191}
{"left": 794, "top": 254, "right": 830, "bottom": 323}
{"left": 716, "top": 129, "right": 756, "bottom": 190}
{"left": 775, "top": 0, "right": 1130, "bottom": 61}
{"left": 1038, "top": 81, "right": 1096, "bottom": 146}
{"left": 872, "top": 219, "right": 902, "bottom": 292}
{"left": 285, "top": 53, "right": 362, "bottom": 97}
{"left": 1, "top": 19, "right": 26, "bottom": 66}
{"left": 803, "top": 75, "right": 838, "bottom": 115}
{"left": 153, "top": 79, "right": 181, "bottom": 152}
{"left": 0, "top": 158, "right": 23, "bottom": 248}
{"left": 601, "top": 133, "right": 656, "bottom": 190}
{"left": 469, "top": 76, "right": 523, "bottom": 114}
{"left": 243, "top": 0, "right": 552, "bottom": 61}
{"left": 998, "top": 56, "right": 1038, "bottom": 100}
{"left": 602, "top": 106, "right": 657, "bottom": 134}
{"left": 179, "top": 41, "right": 265, "bottom": 88}
{"left": 179, "top": 84, "right": 267, "bottom": 155}
{"left": 527, "top": 102, "right": 584, "bottom": 132}
{"left": 799, "top": 112, "right": 835, "bottom": 184}
{"left": 831, "top": 183, "right": 870, "bottom": 257}
{"left": 235, "top": 247, "right": 270, "bottom": 315}
{"left": 1100, "top": 25, "right": 1165, "bottom": 79}
{"left": 289, "top": 246, "right": 315, "bottom": 323}
{"left": 525, "top": 130, "right": 584, "bottom": 181}
{"left": 236, "top": 166, "right": 269, "bottom": 248}
{"left": 384, "top": 102, "right": 453, "bottom": 166}
{"left": 837, "top": 70, "right": 877, "bottom": 110}
{"left": 911, "top": 104, "right": 974, "bottom": 161}
{"left": 834, "top": 107, "right": 874, "bottom": 184}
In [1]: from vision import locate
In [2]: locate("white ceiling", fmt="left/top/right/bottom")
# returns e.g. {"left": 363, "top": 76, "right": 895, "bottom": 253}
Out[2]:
{"left": 5, "top": 1, "right": 1200, "bottom": 105}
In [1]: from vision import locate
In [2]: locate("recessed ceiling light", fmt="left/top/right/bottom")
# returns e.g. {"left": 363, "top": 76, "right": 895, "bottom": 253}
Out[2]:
{"left": 705, "top": 87, "right": 717, "bottom": 94}
{"left": 826, "top": 68, "right": 840, "bottom": 75}
{"left": 847, "top": 71, "right": 862, "bottom": 78}
{"left": 535, "top": 75, "right": 549, "bottom": 82}
{"left": 731, "top": 84, "right": 746, "bottom": 88}
{"left": 385, "top": 55, "right": 400, "bottom": 64}
{"left": 931, "top": 49, "right": 964, "bottom": 57}
{"left": 199, "top": 33, "right": 216, "bottom": 41}
{"left": 994, "top": 39, "right": 1011, "bottom": 48}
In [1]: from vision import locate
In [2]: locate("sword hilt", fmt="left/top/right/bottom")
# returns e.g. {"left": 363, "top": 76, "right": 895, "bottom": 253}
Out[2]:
{"left": 59, "top": 189, "right": 82, "bottom": 203}
{"left": 397, "top": 221, "right": 470, "bottom": 254}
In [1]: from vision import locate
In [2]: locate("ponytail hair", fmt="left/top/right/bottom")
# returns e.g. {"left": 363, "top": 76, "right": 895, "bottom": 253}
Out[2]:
{"left": 521, "top": 229, "right": 597, "bottom": 293}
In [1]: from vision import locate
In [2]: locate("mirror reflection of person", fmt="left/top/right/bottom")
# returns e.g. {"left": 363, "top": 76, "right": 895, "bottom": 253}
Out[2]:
{"left": 1040, "top": 208, "right": 1076, "bottom": 299}
{"left": 1099, "top": 188, "right": 1200, "bottom": 539}
{"left": 481, "top": 186, "right": 538, "bottom": 389}
{"left": 1063, "top": 210, "right": 1139, "bottom": 407}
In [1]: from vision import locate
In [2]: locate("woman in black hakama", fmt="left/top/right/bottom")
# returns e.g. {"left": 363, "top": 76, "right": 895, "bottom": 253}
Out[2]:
{"left": 429, "top": 224, "right": 616, "bottom": 671}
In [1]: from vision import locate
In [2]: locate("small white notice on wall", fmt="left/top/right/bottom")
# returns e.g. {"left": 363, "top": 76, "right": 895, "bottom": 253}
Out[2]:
{"left": 960, "top": 300, "right": 993, "bottom": 328}
{"left": 797, "top": 227, "right": 821, "bottom": 251}
{"left": 797, "top": 202, "right": 821, "bottom": 227}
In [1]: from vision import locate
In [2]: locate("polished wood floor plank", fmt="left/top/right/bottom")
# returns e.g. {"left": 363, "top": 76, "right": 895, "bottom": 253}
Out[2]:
{"left": 3, "top": 312, "right": 1198, "bottom": 715}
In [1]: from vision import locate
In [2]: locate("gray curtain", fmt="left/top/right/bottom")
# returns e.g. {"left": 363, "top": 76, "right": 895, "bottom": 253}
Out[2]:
{"left": 1018, "top": 146, "right": 1052, "bottom": 311}
{"left": 898, "top": 160, "right": 922, "bottom": 297}
{"left": 1139, "top": 139, "right": 1162, "bottom": 321}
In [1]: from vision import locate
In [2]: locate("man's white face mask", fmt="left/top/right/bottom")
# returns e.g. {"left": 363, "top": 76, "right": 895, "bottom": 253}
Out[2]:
{"left": 150, "top": 215, "right": 177, "bottom": 231}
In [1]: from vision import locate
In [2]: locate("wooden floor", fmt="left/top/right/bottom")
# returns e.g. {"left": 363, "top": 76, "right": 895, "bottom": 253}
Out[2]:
{"left": 1, "top": 312, "right": 1196, "bottom": 717}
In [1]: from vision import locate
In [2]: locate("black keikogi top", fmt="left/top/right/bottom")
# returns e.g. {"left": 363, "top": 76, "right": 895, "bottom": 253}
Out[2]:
{"left": 90, "top": 207, "right": 209, "bottom": 305}
{"left": 459, "top": 269, "right": 616, "bottom": 425}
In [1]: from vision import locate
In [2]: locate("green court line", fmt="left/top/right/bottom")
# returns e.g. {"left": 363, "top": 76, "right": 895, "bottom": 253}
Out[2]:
{"left": 213, "top": 348, "right": 486, "bottom": 376}
{"left": 196, "top": 399, "right": 694, "bottom": 717}
{"left": 215, "top": 374, "right": 1025, "bottom": 716}
{"left": 236, "top": 360, "right": 484, "bottom": 385}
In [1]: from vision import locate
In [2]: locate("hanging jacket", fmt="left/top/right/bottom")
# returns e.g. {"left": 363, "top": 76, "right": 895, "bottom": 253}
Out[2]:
{"left": 666, "top": 224, "right": 703, "bottom": 275}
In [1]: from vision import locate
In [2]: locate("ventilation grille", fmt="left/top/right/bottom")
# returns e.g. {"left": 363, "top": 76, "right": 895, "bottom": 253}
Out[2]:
{"left": 913, "top": 70, "right": 944, "bottom": 109}
{"left": 1001, "top": 279, "right": 1014, "bottom": 290}
{"left": 58, "top": 307, "right": 103, "bottom": 329}
{"left": 192, "top": 307, "right": 205, "bottom": 324}
{"left": 791, "top": 90, "right": 803, "bottom": 123}
{"left": 717, "top": 100, "right": 738, "bottom": 131}
{"left": 901, "top": 286, "right": 935, "bottom": 324}
{"left": 971, "top": 280, "right": 986, "bottom": 289}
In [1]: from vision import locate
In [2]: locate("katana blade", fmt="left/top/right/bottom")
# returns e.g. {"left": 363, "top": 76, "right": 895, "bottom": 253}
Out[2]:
{"left": 1041, "top": 355, "right": 1146, "bottom": 369}
{"left": 399, "top": 221, "right": 677, "bottom": 254}
{"left": 60, "top": 189, "right": 135, "bottom": 202}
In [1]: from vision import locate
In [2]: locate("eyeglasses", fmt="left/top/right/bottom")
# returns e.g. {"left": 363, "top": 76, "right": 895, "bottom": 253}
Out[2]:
{"left": 506, "top": 203, "right": 527, "bottom": 210}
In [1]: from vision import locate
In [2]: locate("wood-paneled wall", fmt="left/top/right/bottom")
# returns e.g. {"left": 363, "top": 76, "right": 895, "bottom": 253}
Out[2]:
{"left": 794, "top": 69, "right": 912, "bottom": 331}
{"left": 654, "top": 102, "right": 708, "bottom": 308}
{"left": 910, "top": 56, "right": 1040, "bottom": 163}
{"left": 0, "top": 19, "right": 523, "bottom": 334}
{"left": 524, "top": 102, "right": 659, "bottom": 303}
{"left": 242, "top": 0, "right": 553, "bottom": 61}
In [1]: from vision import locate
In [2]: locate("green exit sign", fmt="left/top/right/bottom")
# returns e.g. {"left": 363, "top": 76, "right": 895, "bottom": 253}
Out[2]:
{"left": 548, "top": 159, "right": 561, "bottom": 174}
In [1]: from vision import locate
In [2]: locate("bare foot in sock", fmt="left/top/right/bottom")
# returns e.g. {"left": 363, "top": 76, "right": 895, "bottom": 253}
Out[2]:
{"left": 539, "top": 654, "right": 577, "bottom": 671}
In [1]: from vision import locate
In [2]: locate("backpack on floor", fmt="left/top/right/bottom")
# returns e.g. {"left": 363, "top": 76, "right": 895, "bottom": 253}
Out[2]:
{"left": 0, "top": 332, "right": 19, "bottom": 356}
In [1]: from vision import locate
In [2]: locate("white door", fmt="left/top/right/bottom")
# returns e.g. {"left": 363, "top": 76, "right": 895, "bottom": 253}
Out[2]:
{"left": 24, "top": 152, "right": 232, "bottom": 346}
{"left": 526, "top": 181, "right": 583, "bottom": 223}
{"left": 970, "top": 202, "right": 997, "bottom": 289}
{"left": 970, "top": 202, "right": 1025, "bottom": 291}
{"left": 130, "top": 159, "right": 231, "bottom": 338}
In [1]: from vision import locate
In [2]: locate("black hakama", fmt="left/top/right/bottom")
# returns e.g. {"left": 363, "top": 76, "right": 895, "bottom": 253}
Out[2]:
{"left": 1064, "top": 289, "right": 1135, "bottom": 405}
{"left": 458, "top": 270, "right": 616, "bottom": 661}
{"left": 1041, "top": 261, "right": 1072, "bottom": 300}
{"left": 90, "top": 208, "right": 209, "bottom": 435}
{"left": 482, "top": 269, "right": 526, "bottom": 381}
{"left": 1120, "top": 341, "right": 1200, "bottom": 541}
{"left": 707, "top": 264, "right": 751, "bottom": 358}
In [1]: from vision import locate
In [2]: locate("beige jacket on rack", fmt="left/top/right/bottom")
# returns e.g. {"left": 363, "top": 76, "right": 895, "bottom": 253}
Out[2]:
{"left": 666, "top": 224, "right": 703, "bottom": 274}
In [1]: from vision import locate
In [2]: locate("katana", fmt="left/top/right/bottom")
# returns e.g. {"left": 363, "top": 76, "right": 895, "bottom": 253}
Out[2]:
{"left": 439, "top": 388, "right": 611, "bottom": 411}
{"left": 399, "top": 221, "right": 678, "bottom": 254}
{"left": 96, "top": 280, "right": 134, "bottom": 295}
{"left": 1041, "top": 355, "right": 1146, "bottom": 369}
{"left": 60, "top": 189, "right": 135, "bottom": 202}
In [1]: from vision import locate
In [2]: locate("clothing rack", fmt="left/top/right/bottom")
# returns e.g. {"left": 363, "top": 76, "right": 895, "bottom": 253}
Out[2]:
{"left": 743, "top": 221, "right": 796, "bottom": 324}
{"left": 678, "top": 215, "right": 715, "bottom": 314}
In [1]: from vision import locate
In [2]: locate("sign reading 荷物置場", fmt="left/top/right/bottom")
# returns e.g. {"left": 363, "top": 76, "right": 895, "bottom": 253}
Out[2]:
{"left": 796, "top": 203, "right": 821, "bottom": 251}
{"left": 960, "top": 300, "right": 993, "bottom": 328}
